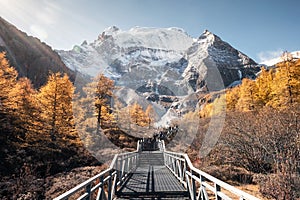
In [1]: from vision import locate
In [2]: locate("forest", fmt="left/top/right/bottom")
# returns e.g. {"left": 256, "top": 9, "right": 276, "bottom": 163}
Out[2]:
{"left": 0, "top": 51, "right": 299, "bottom": 199}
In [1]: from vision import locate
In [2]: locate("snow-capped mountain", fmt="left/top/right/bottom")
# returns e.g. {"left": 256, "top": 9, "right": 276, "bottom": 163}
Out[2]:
{"left": 183, "top": 30, "right": 258, "bottom": 92}
{"left": 57, "top": 27, "right": 259, "bottom": 126}
{"left": 58, "top": 27, "right": 258, "bottom": 93}
{"left": 58, "top": 26, "right": 193, "bottom": 78}
{"left": 260, "top": 51, "right": 300, "bottom": 66}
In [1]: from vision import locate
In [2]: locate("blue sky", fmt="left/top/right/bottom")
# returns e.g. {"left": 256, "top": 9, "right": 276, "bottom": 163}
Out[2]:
{"left": 0, "top": 0, "right": 299, "bottom": 62}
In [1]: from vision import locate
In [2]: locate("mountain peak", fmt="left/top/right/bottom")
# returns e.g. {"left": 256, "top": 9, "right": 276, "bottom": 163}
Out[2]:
{"left": 97, "top": 26, "right": 120, "bottom": 41}
{"left": 198, "top": 29, "right": 221, "bottom": 43}
{"left": 103, "top": 26, "right": 120, "bottom": 35}
{"left": 203, "top": 29, "right": 212, "bottom": 35}
{"left": 92, "top": 26, "right": 194, "bottom": 52}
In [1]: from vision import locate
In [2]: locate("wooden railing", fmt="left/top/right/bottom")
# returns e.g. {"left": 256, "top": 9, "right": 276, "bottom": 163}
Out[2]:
{"left": 164, "top": 151, "right": 260, "bottom": 200}
{"left": 54, "top": 151, "right": 139, "bottom": 200}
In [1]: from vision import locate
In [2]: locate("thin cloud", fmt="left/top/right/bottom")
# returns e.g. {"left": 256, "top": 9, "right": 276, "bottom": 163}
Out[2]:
{"left": 30, "top": 25, "right": 48, "bottom": 41}
{"left": 0, "top": 0, "right": 61, "bottom": 43}
{"left": 36, "top": 1, "right": 62, "bottom": 25}
{"left": 257, "top": 49, "right": 283, "bottom": 63}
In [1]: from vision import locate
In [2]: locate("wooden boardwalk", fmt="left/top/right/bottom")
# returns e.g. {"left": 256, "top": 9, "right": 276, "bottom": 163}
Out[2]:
{"left": 54, "top": 139, "right": 260, "bottom": 200}
{"left": 116, "top": 151, "right": 189, "bottom": 199}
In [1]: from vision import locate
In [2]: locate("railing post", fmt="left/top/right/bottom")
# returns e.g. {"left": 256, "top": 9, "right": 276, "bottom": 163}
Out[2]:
{"left": 215, "top": 183, "right": 221, "bottom": 200}
{"left": 172, "top": 156, "right": 175, "bottom": 172}
{"left": 183, "top": 160, "right": 187, "bottom": 181}
{"left": 108, "top": 171, "right": 113, "bottom": 200}
{"left": 130, "top": 155, "right": 133, "bottom": 170}
{"left": 135, "top": 153, "right": 139, "bottom": 168}
{"left": 125, "top": 157, "right": 129, "bottom": 173}
{"left": 99, "top": 176, "right": 104, "bottom": 200}
{"left": 121, "top": 157, "right": 125, "bottom": 180}
{"left": 191, "top": 170, "right": 197, "bottom": 200}
{"left": 85, "top": 183, "right": 91, "bottom": 200}
{"left": 137, "top": 140, "right": 140, "bottom": 151}
{"left": 115, "top": 158, "right": 119, "bottom": 182}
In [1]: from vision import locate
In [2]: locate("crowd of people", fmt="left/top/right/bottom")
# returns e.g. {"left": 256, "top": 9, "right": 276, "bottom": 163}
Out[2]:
{"left": 140, "top": 125, "right": 179, "bottom": 151}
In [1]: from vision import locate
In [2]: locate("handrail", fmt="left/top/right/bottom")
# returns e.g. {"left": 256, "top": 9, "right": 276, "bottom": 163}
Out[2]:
{"left": 158, "top": 139, "right": 165, "bottom": 151}
{"left": 163, "top": 151, "right": 260, "bottom": 200}
{"left": 54, "top": 150, "right": 139, "bottom": 200}
{"left": 54, "top": 140, "right": 260, "bottom": 200}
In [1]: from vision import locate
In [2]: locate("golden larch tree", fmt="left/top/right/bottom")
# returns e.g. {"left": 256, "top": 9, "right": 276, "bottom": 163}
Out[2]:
{"left": 0, "top": 52, "right": 18, "bottom": 120}
{"left": 268, "top": 58, "right": 300, "bottom": 108}
{"left": 8, "top": 77, "right": 41, "bottom": 137}
{"left": 226, "top": 86, "right": 240, "bottom": 111}
{"left": 255, "top": 67, "right": 274, "bottom": 107}
{"left": 145, "top": 104, "right": 155, "bottom": 128}
{"left": 94, "top": 74, "right": 114, "bottom": 132}
{"left": 236, "top": 78, "right": 258, "bottom": 111}
{"left": 129, "top": 102, "right": 147, "bottom": 127}
{"left": 38, "top": 72, "right": 75, "bottom": 141}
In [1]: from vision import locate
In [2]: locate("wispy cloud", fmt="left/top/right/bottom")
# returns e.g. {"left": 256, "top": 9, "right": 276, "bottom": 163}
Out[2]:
{"left": 257, "top": 49, "right": 283, "bottom": 63}
{"left": 36, "top": 1, "right": 62, "bottom": 25}
{"left": 30, "top": 25, "right": 48, "bottom": 41}
{"left": 0, "top": 0, "right": 62, "bottom": 41}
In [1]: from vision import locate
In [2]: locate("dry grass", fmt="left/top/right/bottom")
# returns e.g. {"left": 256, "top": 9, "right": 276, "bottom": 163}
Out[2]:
{"left": 197, "top": 181, "right": 265, "bottom": 200}
{"left": 235, "top": 184, "right": 267, "bottom": 200}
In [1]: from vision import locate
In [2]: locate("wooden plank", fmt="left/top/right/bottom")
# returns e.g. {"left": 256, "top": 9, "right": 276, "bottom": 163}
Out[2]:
{"left": 117, "top": 162, "right": 188, "bottom": 198}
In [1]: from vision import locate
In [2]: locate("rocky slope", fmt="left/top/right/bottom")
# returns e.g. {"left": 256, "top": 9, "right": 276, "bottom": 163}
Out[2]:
{"left": 184, "top": 30, "right": 258, "bottom": 91}
{"left": 0, "top": 17, "right": 75, "bottom": 88}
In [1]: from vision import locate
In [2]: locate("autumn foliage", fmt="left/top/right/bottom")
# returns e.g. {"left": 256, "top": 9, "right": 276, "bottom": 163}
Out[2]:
{"left": 196, "top": 54, "right": 300, "bottom": 199}
{"left": 227, "top": 57, "right": 300, "bottom": 111}
{"left": 0, "top": 52, "right": 97, "bottom": 199}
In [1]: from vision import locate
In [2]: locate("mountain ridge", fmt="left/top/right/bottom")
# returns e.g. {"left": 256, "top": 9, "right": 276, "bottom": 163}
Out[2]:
{"left": 0, "top": 17, "right": 75, "bottom": 88}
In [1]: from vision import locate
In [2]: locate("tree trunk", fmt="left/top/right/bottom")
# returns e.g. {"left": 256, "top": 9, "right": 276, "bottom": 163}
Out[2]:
{"left": 96, "top": 106, "right": 101, "bottom": 135}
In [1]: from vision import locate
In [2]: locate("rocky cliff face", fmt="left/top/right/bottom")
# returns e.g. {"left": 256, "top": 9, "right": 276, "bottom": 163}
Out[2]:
{"left": 0, "top": 17, "right": 74, "bottom": 88}
{"left": 183, "top": 30, "right": 258, "bottom": 91}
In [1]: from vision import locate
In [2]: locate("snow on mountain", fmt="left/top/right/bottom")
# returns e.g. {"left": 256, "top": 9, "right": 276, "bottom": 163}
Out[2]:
{"left": 111, "top": 26, "right": 192, "bottom": 50}
{"left": 57, "top": 27, "right": 259, "bottom": 127}
{"left": 260, "top": 51, "right": 300, "bottom": 66}
{"left": 58, "top": 26, "right": 194, "bottom": 78}
{"left": 183, "top": 30, "right": 258, "bottom": 92}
